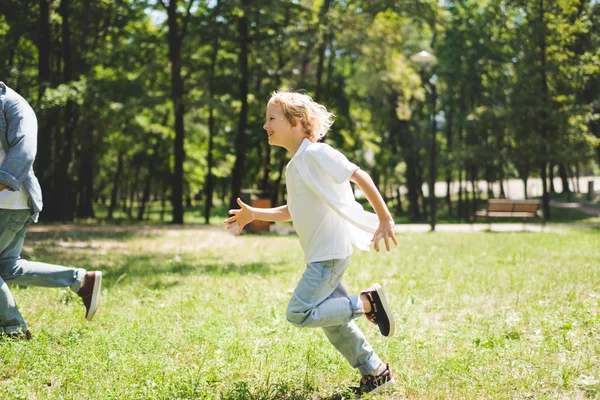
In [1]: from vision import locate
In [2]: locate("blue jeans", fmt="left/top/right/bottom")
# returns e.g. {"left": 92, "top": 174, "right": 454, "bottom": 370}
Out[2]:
{"left": 286, "top": 258, "right": 383, "bottom": 376}
{"left": 0, "top": 209, "right": 85, "bottom": 334}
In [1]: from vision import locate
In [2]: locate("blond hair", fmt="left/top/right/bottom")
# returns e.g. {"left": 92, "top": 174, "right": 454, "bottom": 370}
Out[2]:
{"left": 267, "top": 91, "right": 334, "bottom": 142}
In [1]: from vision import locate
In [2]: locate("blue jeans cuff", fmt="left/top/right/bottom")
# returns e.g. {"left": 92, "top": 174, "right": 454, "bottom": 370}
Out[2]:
{"left": 349, "top": 294, "right": 364, "bottom": 317}
{"left": 357, "top": 352, "right": 383, "bottom": 376}
{"left": 69, "top": 269, "right": 87, "bottom": 293}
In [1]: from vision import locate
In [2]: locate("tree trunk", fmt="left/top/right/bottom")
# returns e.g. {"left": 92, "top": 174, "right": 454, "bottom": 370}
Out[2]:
{"left": 457, "top": 169, "right": 464, "bottom": 219}
{"left": 204, "top": 104, "right": 216, "bottom": 224}
{"left": 559, "top": 164, "right": 570, "bottom": 194}
{"left": 108, "top": 152, "right": 123, "bottom": 219}
{"left": 538, "top": 0, "right": 551, "bottom": 221}
{"left": 127, "top": 168, "right": 139, "bottom": 219}
{"left": 52, "top": 0, "right": 76, "bottom": 222}
{"left": 540, "top": 161, "right": 549, "bottom": 216}
{"left": 470, "top": 167, "right": 477, "bottom": 220}
{"left": 229, "top": 0, "right": 250, "bottom": 210}
{"left": 388, "top": 95, "right": 420, "bottom": 221}
{"left": 324, "top": 31, "right": 335, "bottom": 103}
{"left": 36, "top": 0, "right": 52, "bottom": 216}
{"left": 138, "top": 142, "right": 160, "bottom": 221}
{"left": 396, "top": 187, "right": 402, "bottom": 215}
{"left": 574, "top": 162, "right": 581, "bottom": 193}
{"left": 259, "top": 6, "right": 289, "bottom": 197}
{"left": 445, "top": 105, "right": 454, "bottom": 215}
{"left": 204, "top": 6, "right": 220, "bottom": 224}
{"left": 405, "top": 152, "right": 421, "bottom": 221}
{"left": 314, "top": 0, "right": 332, "bottom": 103}
{"left": 160, "top": 181, "right": 167, "bottom": 222}
{"left": 428, "top": 85, "right": 437, "bottom": 231}
{"left": 165, "top": 0, "right": 189, "bottom": 224}
{"left": 499, "top": 174, "right": 506, "bottom": 199}
{"left": 75, "top": 116, "right": 95, "bottom": 219}
{"left": 417, "top": 159, "right": 427, "bottom": 220}
{"left": 548, "top": 163, "right": 555, "bottom": 193}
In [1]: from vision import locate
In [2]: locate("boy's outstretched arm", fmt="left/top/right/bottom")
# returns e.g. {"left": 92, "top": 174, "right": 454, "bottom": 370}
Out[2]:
{"left": 350, "top": 169, "right": 399, "bottom": 252}
{"left": 224, "top": 197, "right": 292, "bottom": 235}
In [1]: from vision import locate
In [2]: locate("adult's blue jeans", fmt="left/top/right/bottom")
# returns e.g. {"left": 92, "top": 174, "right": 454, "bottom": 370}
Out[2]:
{"left": 0, "top": 209, "right": 85, "bottom": 335}
{"left": 286, "top": 257, "right": 383, "bottom": 376}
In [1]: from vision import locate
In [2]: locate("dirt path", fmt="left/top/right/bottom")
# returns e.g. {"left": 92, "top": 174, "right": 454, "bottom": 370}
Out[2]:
{"left": 550, "top": 201, "right": 600, "bottom": 216}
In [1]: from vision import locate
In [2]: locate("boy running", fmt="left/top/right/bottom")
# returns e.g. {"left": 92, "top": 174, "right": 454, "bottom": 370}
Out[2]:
{"left": 225, "top": 91, "right": 398, "bottom": 395}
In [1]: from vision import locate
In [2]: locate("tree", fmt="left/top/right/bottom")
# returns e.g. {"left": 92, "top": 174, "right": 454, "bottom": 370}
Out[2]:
{"left": 158, "top": 0, "right": 197, "bottom": 224}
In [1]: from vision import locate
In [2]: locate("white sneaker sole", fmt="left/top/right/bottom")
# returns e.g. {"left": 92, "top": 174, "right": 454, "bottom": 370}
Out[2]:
{"left": 86, "top": 272, "right": 102, "bottom": 321}
{"left": 369, "top": 376, "right": 396, "bottom": 394}
{"left": 373, "top": 283, "right": 395, "bottom": 337}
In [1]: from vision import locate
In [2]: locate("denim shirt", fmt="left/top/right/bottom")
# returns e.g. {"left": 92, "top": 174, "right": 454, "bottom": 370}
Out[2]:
{"left": 0, "top": 82, "right": 43, "bottom": 222}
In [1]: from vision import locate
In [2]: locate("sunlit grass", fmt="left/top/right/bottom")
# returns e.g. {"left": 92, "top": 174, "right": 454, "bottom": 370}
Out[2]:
{"left": 1, "top": 226, "right": 599, "bottom": 399}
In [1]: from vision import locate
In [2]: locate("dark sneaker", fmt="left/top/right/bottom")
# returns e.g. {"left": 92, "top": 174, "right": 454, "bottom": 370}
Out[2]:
{"left": 361, "top": 283, "right": 395, "bottom": 337}
{"left": 78, "top": 271, "right": 102, "bottom": 321}
{"left": 357, "top": 363, "right": 395, "bottom": 395}
{"left": 3, "top": 329, "right": 32, "bottom": 341}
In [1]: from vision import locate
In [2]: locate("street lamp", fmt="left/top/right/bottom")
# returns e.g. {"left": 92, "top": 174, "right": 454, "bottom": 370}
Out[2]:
{"left": 410, "top": 50, "right": 437, "bottom": 65}
{"left": 411, "top": 50, "right": 438, "bottom": 232}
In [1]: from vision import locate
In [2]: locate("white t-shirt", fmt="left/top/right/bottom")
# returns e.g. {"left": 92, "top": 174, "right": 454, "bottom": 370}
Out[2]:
{"left": 0, "top": 146, "right": 29, "bottom": 210}
{"left": 286, "top": 140, "right": 359, "bottom": 263}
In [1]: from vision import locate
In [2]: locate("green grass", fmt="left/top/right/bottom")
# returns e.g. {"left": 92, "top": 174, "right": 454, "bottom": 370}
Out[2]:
{"left": 1, "top": 226, "right": 599, "bottom": 399}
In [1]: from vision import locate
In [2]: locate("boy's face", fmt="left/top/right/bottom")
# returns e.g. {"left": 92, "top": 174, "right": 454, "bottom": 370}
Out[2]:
{"left": 263, "top": 103, "right": 292, "bottom": 148}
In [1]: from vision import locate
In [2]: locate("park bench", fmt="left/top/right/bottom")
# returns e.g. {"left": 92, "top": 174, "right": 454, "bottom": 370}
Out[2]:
{"left": 473, "top": 199, "right": 545, "bottom": 226}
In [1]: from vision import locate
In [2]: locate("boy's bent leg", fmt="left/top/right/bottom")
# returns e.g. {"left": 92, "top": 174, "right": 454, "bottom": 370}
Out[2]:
{"left": 322, "top": 321, "right": 383, "bottom": 377}
{"left": 286, "top": 258, "right": 363, "bottom": 328}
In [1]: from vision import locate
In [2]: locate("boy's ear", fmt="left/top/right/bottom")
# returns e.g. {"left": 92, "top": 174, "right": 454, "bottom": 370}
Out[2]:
{"left": 290, "top": 117, "right": 298, "bottom": 127}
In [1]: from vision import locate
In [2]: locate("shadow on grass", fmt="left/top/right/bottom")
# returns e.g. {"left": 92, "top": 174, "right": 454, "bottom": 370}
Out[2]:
{"left": 26, "top": 228, "right": 156, "bottom": 242}
{"left": 97, "top": 254, "right": 286, "bottom": 289}
{"left": 218, "top": 380, "right": 360, "bottom": 400}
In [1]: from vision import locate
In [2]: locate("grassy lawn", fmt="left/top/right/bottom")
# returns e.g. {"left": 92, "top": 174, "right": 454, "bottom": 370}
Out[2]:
{"left": 0, "top": 226, "right": 599, "bottom": 399}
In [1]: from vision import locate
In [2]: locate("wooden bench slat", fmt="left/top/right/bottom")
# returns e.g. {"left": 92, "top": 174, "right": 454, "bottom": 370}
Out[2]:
{"left": 473, "top": 199, "right": 543, "bottom": 224}
{"left": 487, "top": 205, "right": 514, "bottom": 212}
{"left": 510, "top": 212, "right": 537, "bottom": 217}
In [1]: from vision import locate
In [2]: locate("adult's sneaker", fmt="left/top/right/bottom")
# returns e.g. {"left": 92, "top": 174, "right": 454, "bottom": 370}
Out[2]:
{"left": 78, "top": 271, "right": 102, "bottom": 321}
{"left": 3, "top": 329, "right": 31, "bottom": 341}
{"left": 361, "top": 283, "right": 395, "bottom": 337}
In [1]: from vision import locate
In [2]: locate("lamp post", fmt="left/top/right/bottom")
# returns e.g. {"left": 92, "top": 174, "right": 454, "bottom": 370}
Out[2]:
{"left": 410, "top": 50, "right": 438, "bottom": 232}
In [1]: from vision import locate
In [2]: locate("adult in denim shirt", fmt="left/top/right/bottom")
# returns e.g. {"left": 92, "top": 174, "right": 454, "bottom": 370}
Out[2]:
{"left": 0, "top": 82, "right": 102, "bottom": 339}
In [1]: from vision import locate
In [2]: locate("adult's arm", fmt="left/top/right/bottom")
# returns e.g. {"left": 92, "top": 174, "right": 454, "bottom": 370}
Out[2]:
{"left": 0, "top": 88, "right": 38, "bottom": 191}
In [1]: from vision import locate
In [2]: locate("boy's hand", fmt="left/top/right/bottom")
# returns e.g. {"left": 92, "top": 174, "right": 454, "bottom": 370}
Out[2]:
{"left": 371, "top": 218, "right": 398, "bottom": 252}
{"left": 224, "top": 197, "right": 256, "bottom": 235}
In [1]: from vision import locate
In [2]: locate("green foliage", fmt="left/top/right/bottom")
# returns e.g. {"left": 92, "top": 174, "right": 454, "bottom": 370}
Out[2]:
{"left": 0, "top": 0, "right": 598, "bottom": 222}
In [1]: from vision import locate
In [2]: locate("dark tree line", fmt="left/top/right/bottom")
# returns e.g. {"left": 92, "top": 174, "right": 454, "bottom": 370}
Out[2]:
{"left": 1, "top": 0, "right": 598, "bottom": 224}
